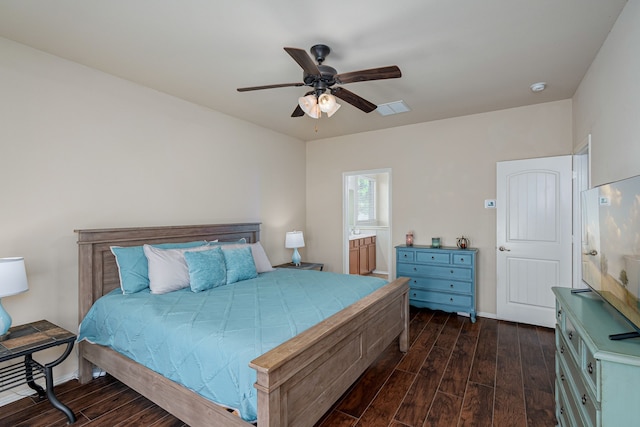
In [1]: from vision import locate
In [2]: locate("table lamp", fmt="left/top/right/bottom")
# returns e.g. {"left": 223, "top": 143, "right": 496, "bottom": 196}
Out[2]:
{"left": 285, "top": 231, "right": 305, "bottom": 266}
{"left": 0, "top": 257, "right": 29, "bottom": 340}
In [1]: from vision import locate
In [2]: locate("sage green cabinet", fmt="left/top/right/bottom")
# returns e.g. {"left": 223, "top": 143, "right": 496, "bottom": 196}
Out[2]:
{"left": 553, "top": 287, "right": 640, "bottom": 427}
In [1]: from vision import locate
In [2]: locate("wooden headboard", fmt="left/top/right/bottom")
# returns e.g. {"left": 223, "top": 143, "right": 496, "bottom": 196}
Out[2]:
{"left": 76, "top": 223, "right": 261, "bottom": 324}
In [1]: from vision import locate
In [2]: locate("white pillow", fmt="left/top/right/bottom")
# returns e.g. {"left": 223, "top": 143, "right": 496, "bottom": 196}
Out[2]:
{"left": 220, "top": 242, "right": 274, "bottom": 273}
{"left": 143, "top": 244, "right": 212, "bottom": 294}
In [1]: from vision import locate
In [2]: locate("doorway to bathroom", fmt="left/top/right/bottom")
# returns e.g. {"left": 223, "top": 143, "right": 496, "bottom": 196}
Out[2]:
{"left": 342, "top": 169, "right": 392, "bottom": 278}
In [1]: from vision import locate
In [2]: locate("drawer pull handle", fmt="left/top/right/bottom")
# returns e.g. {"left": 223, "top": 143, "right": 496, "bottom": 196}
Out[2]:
{"left": 560, "top": 374, "right": 565, "bottom": 382}
{"left": 581, "top": 394, "right": 588, "bottom": 405}
{"left": 450, "top": 283, "right": 454, "bottom": 288}
{"left": 413, "top": 267, "right": 417, "bottom": 271}
{"left": 560, "top": 345, "right": 565, "bottom": 354}
{"left": 450, "top": 297, "right": 454, "bottom": 302}
{"left": 587, "top": 362, "right": 593, "bottom": 374}
{"left": 450, "top": 270, "right": 454, "bottom": 274}
{"left": 568, "top": 331, "right": 573, "bottom": 340}
{"left": 431, "top": 256, "right": 435, "bottom": 259}
{"left": 557, "top": 309, "right": 562, "bottom": 318}
{"left": 560, "top": 406, "right": 564, "bottom": 415}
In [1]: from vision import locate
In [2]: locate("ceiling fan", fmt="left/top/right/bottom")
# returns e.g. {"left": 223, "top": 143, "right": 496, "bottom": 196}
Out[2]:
{"left": 237, "top": 44, "right": 401, "bottom": 118}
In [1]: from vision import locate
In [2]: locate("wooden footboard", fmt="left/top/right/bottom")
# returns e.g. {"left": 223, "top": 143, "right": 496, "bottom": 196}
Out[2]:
{"left": 251, "top": 277, "right": 409, "bottom": 427}
{"left": 76, "top": 223, "right": 409, "bottom": 427}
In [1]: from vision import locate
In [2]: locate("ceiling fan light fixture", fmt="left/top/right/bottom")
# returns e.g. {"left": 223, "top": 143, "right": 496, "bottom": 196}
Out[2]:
{"left": 299, "top": 94, "right": 320, "bottom": 118}
{"left": 326, "top": 102, "right": 341, "bottom": 117}
{"left": 318, "top": 93, "right": 337, "bottom": 113}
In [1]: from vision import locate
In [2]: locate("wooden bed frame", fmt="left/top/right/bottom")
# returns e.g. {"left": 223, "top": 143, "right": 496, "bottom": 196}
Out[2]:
{"left": 76, "top": 223, "right": 409, "bottom": 427}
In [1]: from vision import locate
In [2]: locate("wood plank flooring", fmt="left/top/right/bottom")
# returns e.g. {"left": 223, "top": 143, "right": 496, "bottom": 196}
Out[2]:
{"left": 0, "top": 307, "right": 556, "bottom": 427}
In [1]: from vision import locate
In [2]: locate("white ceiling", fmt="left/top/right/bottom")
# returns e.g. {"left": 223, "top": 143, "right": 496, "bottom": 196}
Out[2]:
{"left": 0, "top": 0, "right": 628, "bottom": 141}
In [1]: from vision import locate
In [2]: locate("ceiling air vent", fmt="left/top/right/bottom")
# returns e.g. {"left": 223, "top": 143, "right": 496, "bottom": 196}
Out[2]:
{"left": 376, "top": 100, "right": 410, "bottom": 116}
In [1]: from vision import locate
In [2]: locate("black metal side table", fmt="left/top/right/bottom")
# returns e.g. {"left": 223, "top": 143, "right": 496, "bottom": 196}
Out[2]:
{"left": 0, "top": 320, "right": 76, "bottom": 424}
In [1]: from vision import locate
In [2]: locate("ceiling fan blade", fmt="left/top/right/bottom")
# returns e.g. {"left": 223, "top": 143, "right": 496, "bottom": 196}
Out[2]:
{"left": 284, "top": 47, "right": 321, "bottom": 75}
{"left": 335, "top": 65, "right": 402, "bottom": 84}
{"left": 291, "top": 105, "right": 305, "bottom": 117}
{"left": 237, "top": 82, "right": 304, "bottom": 92}
{"left": 332, "top": 87, "right": 377, "bottom": 113}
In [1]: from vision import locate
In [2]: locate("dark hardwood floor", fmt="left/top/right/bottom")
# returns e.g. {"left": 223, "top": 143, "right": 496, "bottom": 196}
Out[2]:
{"left": 0, "top": 307, "right": 556, "bottom": 427}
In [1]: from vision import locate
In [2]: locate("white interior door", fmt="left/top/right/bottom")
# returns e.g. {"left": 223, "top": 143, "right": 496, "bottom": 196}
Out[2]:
{"left": 496, "top": 156, "right": 572, "bottom": 327}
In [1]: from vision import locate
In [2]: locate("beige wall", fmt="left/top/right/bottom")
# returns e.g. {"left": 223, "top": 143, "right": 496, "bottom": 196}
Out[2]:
{"left": 573, "top": 1, "right": 640, "bottom": 185}
{"left": 306, "top": 100, "right": 573, "bottom": 317}
{"left": 0, "top": 37, "right": 305, "bottom": 399}
{"left": 1, "top": 0, "right": 636, "bottom": 403}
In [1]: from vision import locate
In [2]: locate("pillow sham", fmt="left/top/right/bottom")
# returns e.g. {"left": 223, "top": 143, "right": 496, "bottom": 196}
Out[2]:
{"left": 184, "top": 247, "right": 227, "bottom": 292}
{"left": 222, "top": 246, "right": 257, "bottom": 284}
{"left": 111, "top": 240, "right": 207, "bottom": 294}
{"left": 143, "top": 244, "right": 211, "bottom": 294}
{"left": 220, "top": 242, "right": 274, "bottom": 273}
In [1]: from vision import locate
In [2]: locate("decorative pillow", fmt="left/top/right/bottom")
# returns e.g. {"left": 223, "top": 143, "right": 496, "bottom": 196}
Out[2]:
{"left": 220, "top": 242, "right": 274, "bottom": 273}
{"left": 143, "top": 244, "right": 211, "bottom": 294}
{"left": 111, "top": 240, "right": 207, "bottom": 294}
{"left": 222, "top": 246, "right": 258, "bottom": 284}
{"left": 184, "top": 247, "right": 227, "bottom": 292}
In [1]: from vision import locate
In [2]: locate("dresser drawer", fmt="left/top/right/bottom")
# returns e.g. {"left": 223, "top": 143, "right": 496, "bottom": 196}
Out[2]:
{"left": 452, "top": 253, "right": 473, "bottom": 265}
{"left": 407, "top": 277, "right": 472, "bottom": 294}
{"left": 410, "top": 289, "right": 472, "bottom": 307}
{"left": 397, "top": 249, "right": 414, "bottom": 262}
{"left": 582, "top": 343, "right": 599, "bottom": 400}
{"left": 415, "top": 251, "right": 450, "bottom": 264}
{"left": 562, "top": 314, "right": 581, "bottom": 361}
{"left": 556, "top": 357, "right": 585, "bottom": 427}
{"left": 398, "top": 263, "right": 472, "bottom": 281}
{"left": 557, "top": 332, "right": 598, "bottom": 427}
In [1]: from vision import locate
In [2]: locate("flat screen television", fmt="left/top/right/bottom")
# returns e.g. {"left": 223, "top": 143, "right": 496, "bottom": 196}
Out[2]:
{"left": 581, "top": 174, "right": 640, "bottom": 339}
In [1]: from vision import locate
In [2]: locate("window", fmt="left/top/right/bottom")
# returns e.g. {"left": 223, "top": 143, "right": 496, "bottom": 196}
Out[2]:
{"left": 356, "top": 176, "right": 376, "bottom": 224}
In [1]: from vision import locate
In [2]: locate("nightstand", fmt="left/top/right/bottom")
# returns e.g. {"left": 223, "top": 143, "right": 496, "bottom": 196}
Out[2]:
{"left": 0, "top": 320, "right": 76, "bottom": 424}
{"left": 274, "top": 262, "right": 324, "bottom": 271}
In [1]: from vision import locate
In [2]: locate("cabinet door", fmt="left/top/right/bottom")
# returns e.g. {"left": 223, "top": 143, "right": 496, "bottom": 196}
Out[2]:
{"left": 349, "top": 246, "right": 359, "bottom": 274}
{"left": 368, "top": 240, "right": 376, "bottom": 272}
{"left": 359, "top": 245, "right": 369, "bottom": 274}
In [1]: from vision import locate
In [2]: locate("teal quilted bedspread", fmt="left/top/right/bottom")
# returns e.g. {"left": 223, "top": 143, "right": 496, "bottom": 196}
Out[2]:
{"left": 78, "top": 269, "right": 386, "bottom": 422}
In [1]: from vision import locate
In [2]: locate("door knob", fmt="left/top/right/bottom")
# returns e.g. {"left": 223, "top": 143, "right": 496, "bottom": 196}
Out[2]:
{"left": 584, "top": 250, "right": 598, "bottom": 256}
{"left": 498, "top": 246, "right": 511, "bottom": 252}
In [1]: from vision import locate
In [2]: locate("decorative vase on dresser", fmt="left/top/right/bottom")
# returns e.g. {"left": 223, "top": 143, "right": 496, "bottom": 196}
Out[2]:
{"left": 395, "top": 244, "right": 477, "bottom": 323}
{"left": 553, "top": 287, "right": 640, "bottom": 427}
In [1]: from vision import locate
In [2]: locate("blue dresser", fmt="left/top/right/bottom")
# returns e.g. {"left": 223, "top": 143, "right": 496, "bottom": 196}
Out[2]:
{"left": 553, "top": 287, "right": 640, "bottom": 427}
{"left": 396, "top": 245, "right": 477, "bottom": 322}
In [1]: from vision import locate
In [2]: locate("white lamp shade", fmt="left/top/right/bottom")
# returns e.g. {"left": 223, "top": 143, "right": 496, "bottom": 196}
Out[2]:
{"left": 299, "top": 95, "right": 320, "bottom": 119}
{"left": 0, "top": 257, "right": 29, "bottom": 298}
{"left": 326, "top": 102, "right": 341, "bottom": 117}
{"left": 318, "top": 93, "right": 337, "bottom": 113}
{"left": 285, "top": 231, "right": 305, "bottom": 249}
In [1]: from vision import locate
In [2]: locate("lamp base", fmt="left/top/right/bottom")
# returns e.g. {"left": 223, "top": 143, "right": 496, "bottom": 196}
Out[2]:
{"left": 0, "top": 298, "right": 13, "bottom": 338}
{"left": 291, "top": 248, "right": 301, "bottom": 266}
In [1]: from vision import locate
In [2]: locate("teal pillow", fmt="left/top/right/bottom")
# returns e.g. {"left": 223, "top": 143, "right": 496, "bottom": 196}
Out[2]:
{"left": 184, "top": 247, "right": 227, "bottom": 292}
{"left": 222, "top": 246, "right": 257, "bottom": 284}
{"left": 111, "top": 240, "right": 207, "bottom": 294}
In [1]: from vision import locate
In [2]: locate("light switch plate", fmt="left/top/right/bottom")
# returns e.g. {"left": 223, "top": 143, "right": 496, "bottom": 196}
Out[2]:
{"left": 485, "top": 199, "right": 496, "bottom": 208}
